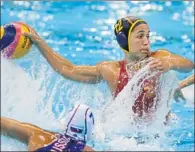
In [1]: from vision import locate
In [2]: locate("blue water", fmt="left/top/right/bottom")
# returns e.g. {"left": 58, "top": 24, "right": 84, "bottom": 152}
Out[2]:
{"left": 1, "top": 1, "right": 194, "bottom": 151}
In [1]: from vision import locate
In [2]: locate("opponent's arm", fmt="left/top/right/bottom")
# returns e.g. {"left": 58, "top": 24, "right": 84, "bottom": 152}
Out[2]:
{"left": 23, "top": 26, "right": 102, "bottom": 84}
{"left": 179, "top": 74, "right": 194, "bottom": 89}
{"left": 1, "top": 117, "right": 38, "bottom": 143}
{"left": 174, "top": 74, "right": 194, "bottom": 102}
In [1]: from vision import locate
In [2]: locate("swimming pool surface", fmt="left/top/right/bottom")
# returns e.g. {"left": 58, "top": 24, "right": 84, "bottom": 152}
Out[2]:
{"left": 1, "top": 1, "right": 194, "bottom": 151}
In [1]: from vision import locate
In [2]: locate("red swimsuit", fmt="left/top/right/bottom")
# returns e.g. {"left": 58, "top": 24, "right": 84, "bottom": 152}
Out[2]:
{"left": 114, "top": 60, "right": 129, "bottom": 98}
{"left": 114, "top": 60, "right": 160, "bottom": 117}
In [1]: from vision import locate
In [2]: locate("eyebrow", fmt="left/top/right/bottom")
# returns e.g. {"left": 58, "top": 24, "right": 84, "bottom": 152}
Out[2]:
{"left": 137, "top": 30, "right": 150, "bottom": 34}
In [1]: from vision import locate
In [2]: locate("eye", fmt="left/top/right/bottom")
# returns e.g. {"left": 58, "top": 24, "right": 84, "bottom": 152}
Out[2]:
{"left": 137, "top": 35, "right": 143, "bottom": 39}
{"left": 147, "top": 35, "right": 150, "bottom": 39}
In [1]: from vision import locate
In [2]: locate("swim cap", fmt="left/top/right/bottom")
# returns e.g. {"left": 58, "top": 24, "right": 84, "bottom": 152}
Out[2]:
{"left": 63, "top": 104, "right": 94, "bottom": 142}
{"left": 114, "top": 16, "right": 147, "bottom": 54}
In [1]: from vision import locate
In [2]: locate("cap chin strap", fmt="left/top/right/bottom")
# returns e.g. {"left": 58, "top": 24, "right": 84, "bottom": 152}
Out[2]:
{"left": 121, "top": 19, "right": 145, "bottom": 55}
{"left": 0, "top": 26, "right": 4, "bottom": 39}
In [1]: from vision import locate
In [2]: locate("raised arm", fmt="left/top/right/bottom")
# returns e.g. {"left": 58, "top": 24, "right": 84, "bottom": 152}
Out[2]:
{"left": 22, "top": 25, "right": 102, "bottom": 84}
{"left": 167, "top": 53, "right": 194, "bottom": 73}
{"left": 31, "top": 38, "right": 102, "bottom": 83}
{"left": 150, "top": 50, "right": 194, "bottom": 73}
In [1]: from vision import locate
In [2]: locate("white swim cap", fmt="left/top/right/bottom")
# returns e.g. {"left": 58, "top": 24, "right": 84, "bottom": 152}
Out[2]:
{"left": 63, "top": 104, "right": 94, "bottom": 142}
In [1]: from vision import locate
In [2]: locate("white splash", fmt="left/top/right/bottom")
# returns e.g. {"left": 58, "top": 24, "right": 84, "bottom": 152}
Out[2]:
{"left": 1, "top": 57, "right": 59, "bottom": 151}
{"left": 0, "top": 55, "right": 107, "bottom": 151}
{"left": 95, "top": 65, "right": 178, "bottom": 151}
{"left": 1, "top": 56, "right": 180, "bottom": 151}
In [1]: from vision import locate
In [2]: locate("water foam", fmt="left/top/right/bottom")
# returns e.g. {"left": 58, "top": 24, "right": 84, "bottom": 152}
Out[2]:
{"left": 1, "top": 57, "right": 59, "bottom": 151}
{"left": 94, "top": 65, "right": 179, "bottom": 151}
{"left": 1, "top": 56, "right": 182, "bottom": 151}
{"left": 0, "top": 55, "right": 107, "bottom": 151}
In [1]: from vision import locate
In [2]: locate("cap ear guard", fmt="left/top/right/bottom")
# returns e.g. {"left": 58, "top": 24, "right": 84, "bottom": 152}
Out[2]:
{"left": 116, "top": 31, "right": 128, "bottom": 51}
{"left": 114, "top": 18, "right": 131, "bottom": 53}
{"left": 114, "top": 18, "right": 145, "bottom": 54}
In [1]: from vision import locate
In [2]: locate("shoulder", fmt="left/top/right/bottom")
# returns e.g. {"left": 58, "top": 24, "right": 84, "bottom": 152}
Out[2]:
{"left": 150, "top": 49, "right": 172, "bottom": 59}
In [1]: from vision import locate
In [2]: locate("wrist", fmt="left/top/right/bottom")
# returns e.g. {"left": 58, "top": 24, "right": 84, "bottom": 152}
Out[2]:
{"left": 179, "top": 81, "right": 187, "bottom": 89}
{"left": 34, "top": 38, "right": 44, "bottom": 46}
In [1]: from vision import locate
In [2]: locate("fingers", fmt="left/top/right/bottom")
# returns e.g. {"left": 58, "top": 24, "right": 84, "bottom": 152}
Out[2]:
{"left": 148, "top": 58, "right": 161, "bottom": 66}
{"left": 147, "top": 58, "right": 169, "bottom": 73}
{"left": 149, "top": 61, "right": 163, "bottom": 71}
{"left": 22, "top": 27, "right": 39, "bottom": 39}
{"left": 150, "top": 62, "right": 162, "bottom": 69}
{"left": 22, "top": 31, "right": 41, "bottom": 45}
{"left": 173, "top": 91, "right": 180, "bottom": 102}
{"left": 22, "top": 32, "right": 34, "bottom": 39}
{"left": 29, "top": 28, "right": 38, "bottom": 36}
{"left": 174, "top": 89, "right": 186, "bottom": 102}
{"left": 146, "top": 57, "right": 154, "bottom": 63}
{"left": 17, "top": 22, "right": 37, "bottom": 35}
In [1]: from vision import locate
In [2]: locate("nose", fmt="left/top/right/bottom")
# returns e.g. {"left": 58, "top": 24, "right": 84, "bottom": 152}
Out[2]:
{"left": 143, "top": 36, "right": 149, "bottom": 46}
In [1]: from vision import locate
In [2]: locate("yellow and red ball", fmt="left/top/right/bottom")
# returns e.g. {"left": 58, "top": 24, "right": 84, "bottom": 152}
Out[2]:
{"left": 0, "top": 22, "right": 32, "bottom": 59}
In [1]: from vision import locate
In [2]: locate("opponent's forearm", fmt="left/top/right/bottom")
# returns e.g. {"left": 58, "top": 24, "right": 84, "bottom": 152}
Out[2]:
{"left": 179, "top": 75, "right": 194, "bottom": 89}
{"left": 1, "top": 117, "right": 29, "bottom": 142}
{"left": 35, "top": 39, "right": 75, "bottom": 73}
{"left": 1, "top": 117, "right": 15, "bottom": 134}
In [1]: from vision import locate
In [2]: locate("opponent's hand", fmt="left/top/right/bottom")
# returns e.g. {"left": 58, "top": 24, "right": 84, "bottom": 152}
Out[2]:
{"left": 148, "top": 58, "right": 171, "bottom": 73}
{"left": 173, "top": 88, "right": 186, "bottom": 102}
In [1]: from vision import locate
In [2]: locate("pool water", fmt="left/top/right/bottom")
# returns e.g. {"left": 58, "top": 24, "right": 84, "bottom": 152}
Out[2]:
{"left": 1, "top": 1, "right": 194, "bottom": 151}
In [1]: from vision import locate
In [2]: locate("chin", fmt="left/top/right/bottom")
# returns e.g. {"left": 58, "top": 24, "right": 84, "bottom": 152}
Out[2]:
{"left": 138, "top": 53, "right": 148, "bottom": 60}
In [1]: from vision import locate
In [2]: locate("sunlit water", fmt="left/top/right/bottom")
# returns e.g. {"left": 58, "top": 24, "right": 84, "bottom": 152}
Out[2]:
{"left": 1, "top": 1, "right": 194, "bottom": 151}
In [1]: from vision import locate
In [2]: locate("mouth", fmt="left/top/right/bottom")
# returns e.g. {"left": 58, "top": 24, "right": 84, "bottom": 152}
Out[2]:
{"left": 140, "top": 49, "right": 149, "bottom": 54}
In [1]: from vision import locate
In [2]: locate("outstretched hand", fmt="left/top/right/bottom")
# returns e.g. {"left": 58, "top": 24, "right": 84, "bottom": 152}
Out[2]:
{"left": 20, "top": 22, "right": 42, "bottom": 45}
